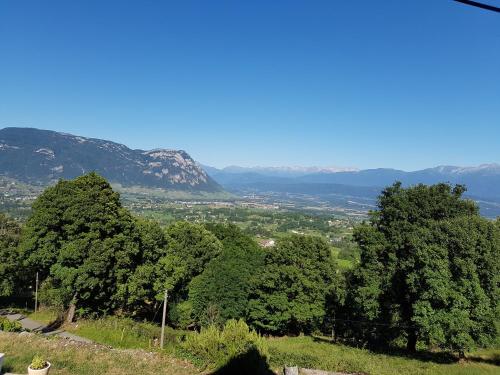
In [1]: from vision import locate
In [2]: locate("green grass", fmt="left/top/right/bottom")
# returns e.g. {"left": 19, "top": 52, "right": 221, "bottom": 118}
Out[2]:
{"left": 17, "top": 314, "right": 499, "bottom": 375}
{"left": 336, "top": 258, "right": 354, "bottom": 269}
{"left": 267, "top": 336, "right": 500, "bottom": 375}
{"left": 28, "top": 308, "right": 59, "bottom": 324}
{"left": 64, "top": 316, "right": 183, "bottom": 350}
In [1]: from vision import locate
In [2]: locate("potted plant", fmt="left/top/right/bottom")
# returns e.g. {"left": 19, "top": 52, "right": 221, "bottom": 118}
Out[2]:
{"left": 28, "top": 354, "right": 51, "bottom": 375}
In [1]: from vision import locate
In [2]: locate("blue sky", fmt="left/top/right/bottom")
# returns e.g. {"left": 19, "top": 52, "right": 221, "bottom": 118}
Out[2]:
{"left": 1, "top": 0, "right": 499, "bottom": 170}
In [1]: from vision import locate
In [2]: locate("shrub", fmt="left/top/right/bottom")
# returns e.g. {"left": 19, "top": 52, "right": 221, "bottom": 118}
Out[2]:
{"left": 0, "top": 316, "right": 22, "bottom": 332}
{"left": 182, "top": 319, "right": 268, "bottom": 370}
{"left": 30, "top": 354, "right": 48, "bottom": 370}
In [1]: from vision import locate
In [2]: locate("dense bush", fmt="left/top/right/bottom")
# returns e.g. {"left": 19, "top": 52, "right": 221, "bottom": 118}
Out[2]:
{"left": 181, "top": 319, "right": 268, "bottom": 370}
{"left": 0, "top": 316, "right": 22, "bottom": 332}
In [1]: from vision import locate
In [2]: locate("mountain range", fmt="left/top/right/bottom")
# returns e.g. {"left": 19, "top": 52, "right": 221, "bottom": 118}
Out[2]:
{"left": 1, "top": 127, "right": 498, "bottom": 217}
{"left": 204, "top": 164, "right": 500, "bottom": 217}
{"left": 205, "top": 164, "right": 500, "bottom": 197}
{"left": 0, "top": 127, "right": 221, "bottom": 192}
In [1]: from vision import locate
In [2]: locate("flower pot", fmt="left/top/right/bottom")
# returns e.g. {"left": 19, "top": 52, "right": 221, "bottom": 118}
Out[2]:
{"left": 28, "top": 361, "right": 51, "bottom": 375}
{"left": 0, "top": 353, "right": 5, "bottom": 374}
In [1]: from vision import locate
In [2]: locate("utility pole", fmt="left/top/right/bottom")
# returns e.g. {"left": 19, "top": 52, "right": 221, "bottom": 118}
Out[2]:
{"left": 35, "top": 272, "right": 39, "bottom": 313}
{"left": 160, "top": 289, "right": 168, "bottom": 350}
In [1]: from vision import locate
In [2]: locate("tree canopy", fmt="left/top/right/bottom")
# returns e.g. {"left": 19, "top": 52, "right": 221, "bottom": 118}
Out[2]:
{"left": 19, "top": 173, "right": 143, "bottom": 314}
{"left": 345, "top": 182, "right": 499, "bottom": 354}
{"left": 248, "top": 234, "right": 338, "bottom": 335}
{"left": 0, "top": 213, "right": 22, "bottom": 297}
{"left": 189, "top": 224, "right": 265, "bottom": 327}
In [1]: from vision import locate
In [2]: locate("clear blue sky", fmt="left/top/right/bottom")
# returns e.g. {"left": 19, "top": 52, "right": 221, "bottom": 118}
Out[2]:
{"left": 1, "top": 0, "right": 499, "bottom": 170}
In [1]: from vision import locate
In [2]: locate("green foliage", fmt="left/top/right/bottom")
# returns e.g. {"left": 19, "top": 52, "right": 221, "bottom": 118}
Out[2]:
{"left": 38, "top": 277, "right": 70, "bottom": 311}
{"left": 0, "top": 213, "right": 22, "bottom": 296}
{"left": 30, "top": 354, "right": 48, "bottom": 370}
{"left": 181, "top": 319, "right": 268, "bottom": 370}
{"left": 165, "top": 221, "right": 222, "bottom": 280}
{"left": 153, "top": 221, "right": 222, "bottom": 327}
{"left": 345, "top": 182, "right": 500, "bottom": 354}
{"left": 189, "top": 224, "right": 265, "bottom": 326}
{"left": 123, "top": 218, "right": 168, "bottom": 316}
{"left": 0, "top": 316, "right": 22, "bottom": 332}
{"left": 19, "top": 173, "right": 146, "bottom": 315}
{"left": 248, "top": 234, "right": 339, "bottom": 335}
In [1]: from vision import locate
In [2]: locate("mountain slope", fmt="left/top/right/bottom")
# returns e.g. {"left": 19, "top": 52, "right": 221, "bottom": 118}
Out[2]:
{"left": 0, "top": 127, "right": 222, "bottom": 192}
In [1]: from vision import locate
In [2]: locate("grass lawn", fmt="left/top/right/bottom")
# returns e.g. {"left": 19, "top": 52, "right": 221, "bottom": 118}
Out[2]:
{"left": 4, "top": 313, "right": 499, "bottom": 375}
{"left": 0, "top": 332, "right": 198, "bottom": 375}
{"left": 268, "top": 336, "right": 500, "bottom": 375}
{"left": 27, "top": 308, "right": 59, "bottom": 324}
{"left": 64, "top": 316, "right": 183, "bottom": 350}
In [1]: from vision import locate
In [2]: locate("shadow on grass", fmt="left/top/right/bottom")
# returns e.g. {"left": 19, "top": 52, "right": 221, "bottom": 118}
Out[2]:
{"left": 466, "top": 353, "right": 500, "bottom": 366}
{"left": 211, "top": 347, "right": 274, "bottom": 375}
{"left": 313, "top": 336, "right": 500, "bottom": 366}
{"left": 1, "top": 363, "right": 14, "bottom": 374}
{"left": 312, "top": 336, "right": 459, "bottom": 365}
{"left": 41, "top": 313, "right": 65, "bottom": 333}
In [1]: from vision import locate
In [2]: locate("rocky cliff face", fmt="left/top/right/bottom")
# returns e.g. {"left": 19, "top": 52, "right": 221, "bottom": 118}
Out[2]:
{"left": 0, "top": 127, "right": 222, "bottom": 192}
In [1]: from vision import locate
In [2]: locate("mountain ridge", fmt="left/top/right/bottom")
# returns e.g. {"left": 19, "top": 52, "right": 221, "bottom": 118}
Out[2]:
{"left": 205, "top": 163, "right": 500, "bottom": 217}
{"left": 0, "top": 127, "right": 222, "bottom": 192}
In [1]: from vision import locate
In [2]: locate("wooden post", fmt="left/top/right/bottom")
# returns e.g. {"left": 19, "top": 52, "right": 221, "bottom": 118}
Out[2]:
{"left": 160, "top": 289, "right": 168, "bottom": 350}
{"left": 35, "top": 272, "right": 39, "bottom": 313}
{"left": 66, "top": 294, "right": 77, "bottom": 323}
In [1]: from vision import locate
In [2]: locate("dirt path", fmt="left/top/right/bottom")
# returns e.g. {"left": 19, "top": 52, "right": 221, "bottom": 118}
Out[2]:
{"left": 1, "top": 311, "right": 92, "bottom": 344}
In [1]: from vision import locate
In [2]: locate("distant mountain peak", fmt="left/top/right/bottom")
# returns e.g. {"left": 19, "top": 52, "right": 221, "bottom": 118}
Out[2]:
{"left": 0, "top": 127, "right": 221, "bottom": 192}
{"left": 219, "top": 165, "right": 359, "bottom": 177}
{"left": 431, "top": 164, "right": 500, "bottom": 175}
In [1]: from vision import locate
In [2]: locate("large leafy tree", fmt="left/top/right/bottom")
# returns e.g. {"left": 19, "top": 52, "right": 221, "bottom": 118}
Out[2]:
{"left": 19, "top": 173, "right": 142, "bottom": 316}
{"left": 188, "top": 224, "right": 265, "bottom": 326}
{"left": 348, "top": 182, "right": 499, "bottom": 355}
{"left": 153, "top": 221, "right": 222, "bottom": 327}
{"left": 122, "top": 217, "right": 169, "bottom": 317}
{"left": 248, "top": 234, "right": 338, "bottom": 335}
{"left": 0, "top": 213, "right": 22, "bottom": 296}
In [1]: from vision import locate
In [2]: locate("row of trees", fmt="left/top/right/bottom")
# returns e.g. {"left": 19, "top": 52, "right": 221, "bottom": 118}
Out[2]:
{"left": 0, "top": 173, "right": 498, "bottom": 355}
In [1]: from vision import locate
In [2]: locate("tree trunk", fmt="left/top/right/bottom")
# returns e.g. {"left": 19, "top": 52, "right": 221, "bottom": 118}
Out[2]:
{"left": 66, "top": 294, "right": 77, "bottom": 323}
{"left": 406, "top": 329, "right": 417, "bottom": 352}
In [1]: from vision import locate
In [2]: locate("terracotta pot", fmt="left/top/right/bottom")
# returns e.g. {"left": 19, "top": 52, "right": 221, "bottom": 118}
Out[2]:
{"left": 28, "top": 361, "right": 51, "bottom": 375}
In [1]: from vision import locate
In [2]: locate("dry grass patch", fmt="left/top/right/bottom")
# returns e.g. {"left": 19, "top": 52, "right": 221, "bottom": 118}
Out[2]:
{"left": 0, "top": 332, "right": 198, "bottom": 375}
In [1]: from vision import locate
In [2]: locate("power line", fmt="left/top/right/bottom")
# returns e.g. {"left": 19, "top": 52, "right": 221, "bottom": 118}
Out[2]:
{"left": 454, "top": 0, "right": 500, "bottom": 12}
